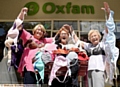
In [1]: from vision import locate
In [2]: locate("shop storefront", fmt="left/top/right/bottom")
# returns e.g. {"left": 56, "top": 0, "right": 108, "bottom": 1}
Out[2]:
{"left": 0, "top": 0, "right": 120, "bottom": 87}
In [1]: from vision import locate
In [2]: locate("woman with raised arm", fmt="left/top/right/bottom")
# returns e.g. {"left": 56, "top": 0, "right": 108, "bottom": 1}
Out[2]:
{"left": 48, "top": 24, "right": 88, "bottom": 87}
{"left": 9, "top": 7, "right": 55, "bottom": 85}
{"left": 76, "top": 2, "right": 119, "bottom": 87}
{"left": 0, "top": 8, "right": 27, "bottom": 84}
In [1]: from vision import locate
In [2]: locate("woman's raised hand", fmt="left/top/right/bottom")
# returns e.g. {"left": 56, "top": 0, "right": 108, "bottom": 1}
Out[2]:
{"left": 101, "top": 2, "right": 110, "bottom": 18}
{"left": 22, "top": 7, "right": 28, "bottom": 15}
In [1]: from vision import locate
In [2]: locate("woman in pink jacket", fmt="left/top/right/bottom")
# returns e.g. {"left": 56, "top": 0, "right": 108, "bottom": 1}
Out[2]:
{"left": 13, "top": 7, "right": 54, "bottom": 84}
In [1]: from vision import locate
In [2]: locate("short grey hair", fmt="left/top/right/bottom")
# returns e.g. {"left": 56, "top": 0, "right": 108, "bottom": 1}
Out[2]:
{"left": 88, "top": 29, "right": 101, "bottom": 41}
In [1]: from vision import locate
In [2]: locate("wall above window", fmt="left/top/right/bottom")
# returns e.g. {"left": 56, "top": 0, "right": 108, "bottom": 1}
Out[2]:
{"left": 0, "top": 0, "right": 120, "bottom": 21}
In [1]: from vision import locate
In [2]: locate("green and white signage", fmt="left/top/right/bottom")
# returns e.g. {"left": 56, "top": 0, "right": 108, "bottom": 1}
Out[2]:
{"left": 25, "top": 2, "right": 95, "bottom": 16}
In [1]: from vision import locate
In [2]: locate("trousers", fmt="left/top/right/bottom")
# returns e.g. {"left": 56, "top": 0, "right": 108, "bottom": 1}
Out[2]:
{"left": 88, "top": 70, "right": 105, "bottom": 87}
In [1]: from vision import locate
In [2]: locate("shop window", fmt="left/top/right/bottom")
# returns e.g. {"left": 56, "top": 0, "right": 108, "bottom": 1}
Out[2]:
{"left": 116, "top": 22, "right": 120, "bottom": 32}
{"left": 0, "top": 23, "right": 9, "bottom": 61}
{"left": 45, "top": 31, "right": 51, "bottom": 37}
{"left": 80, "top": 21, "right": 109, "bottom": 33}
{"left": 23, "top": 21, "right": 52, "bottom": 36}
{"left": 54, "top": 21, "right": 77, "bottom": 30}
{"left": 98, "top": 21, "right": 105, "bottom": 32}
{"left": 80, "top": 21, "right": 90, "bottom": 32}
{"left": 90, "top": 21, "right": 99, "bottom": 30}
{"left": 23, "top": 21, "right": 51, "bottom": 30}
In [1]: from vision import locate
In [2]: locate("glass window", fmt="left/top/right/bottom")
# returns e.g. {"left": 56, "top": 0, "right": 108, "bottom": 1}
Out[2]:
{"left": 98, "top": 21, "right": 105, "bottom": 32}
{"left": 0, "top": 22, "right": 11, "bottom": 61}
{"left": 90, "top": 21, "right": 99, "bottom": 30}
{"left": 115, "top": 32, "right": 120, "bottom": 39}
{"left": 116, "top": 22, "right": 120, "bottom": 32}
{"left": 80, "top": 21, "right": 90, "bottom": 32}
{"left": 54, "top": 21, "right": 77, "bottom": 30}
{"left": 0, "top": 27, "right": 5, "bottom": 37}
{"left": 52, "top": 32, "right": 57, "bottom": 37}
{"left": 45, "top": 31, "right": 51, "bottom": 37}
{"left": 23, "top": 21, "right": 51, "bottom": 30}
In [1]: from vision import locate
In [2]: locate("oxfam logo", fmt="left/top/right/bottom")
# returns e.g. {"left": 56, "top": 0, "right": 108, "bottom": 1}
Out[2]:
{"left": 24, "top": 2, "right": 39, "bottom": 16}
{"left": 25, "top": 2, "right": 95, "bottom": 15}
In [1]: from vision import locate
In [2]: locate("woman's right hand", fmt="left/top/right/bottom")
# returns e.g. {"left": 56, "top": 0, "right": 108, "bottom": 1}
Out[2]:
{"left": 17, "top": 7, "right": 28, "bottom": 21}
{"left": 21, "top": 7, "right": 28, "bottom": 15}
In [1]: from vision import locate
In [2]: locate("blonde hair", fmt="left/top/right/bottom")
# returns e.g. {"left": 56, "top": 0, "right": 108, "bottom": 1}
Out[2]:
{"left": 88, "top": 29, "right": 101, "bottom": 41}
{"left": 32, "top": 24, "right": 46, "bottom": 35}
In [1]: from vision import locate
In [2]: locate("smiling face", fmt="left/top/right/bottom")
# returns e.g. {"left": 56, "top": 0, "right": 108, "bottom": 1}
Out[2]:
{"left": 59, "top": 28, "right": 69, "bottom": 45}
{"left": 34, "top": 28, "right": 44, "bottom": 40}
{"left": 88, "top": 30, "right": 101, "bottom": 46}
{"left": 33, "top": 24, "right": 46, "bottom": 40}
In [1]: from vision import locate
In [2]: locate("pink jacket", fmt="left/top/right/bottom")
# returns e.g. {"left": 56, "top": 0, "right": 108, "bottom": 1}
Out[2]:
{"left": 18, "top": 29, "right": 53, "bottom": 76}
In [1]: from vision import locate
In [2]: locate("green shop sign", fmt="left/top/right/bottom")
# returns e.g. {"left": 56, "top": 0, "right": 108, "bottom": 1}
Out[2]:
{"left": 25, "top": 2, "right": 95, "bottom": 16}
{"left": 43, "top": 2, "right": 94, "bottom": 14}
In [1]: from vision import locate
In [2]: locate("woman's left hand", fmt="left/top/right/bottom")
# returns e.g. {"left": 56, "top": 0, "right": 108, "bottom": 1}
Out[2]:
{"left": 101, "top": 2, "right": 110, "bottom": 18}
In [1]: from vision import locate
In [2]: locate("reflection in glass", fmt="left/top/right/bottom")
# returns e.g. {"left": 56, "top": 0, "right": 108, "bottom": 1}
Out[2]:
{"left": 116, "top": 22, "right": 120, "bottom": 32}
{"left": 90, "top": 21, "right": 99, "bottom": 30}
{"left": 23, "top": 21, "right": 51, "bottom": 30}
{"left": 80, "top": 21, "right": 90, "bottom": 32}
{"left": 54, "top": 21, "right": 77, "bottom": 30}
{"left": 0, "top": 28, "right": 5, "bottom": 36}
{"left": 45, "top": 31, "right": 51, "bottom": 37}
{"left": 98, "top": 21, "right": 105, "bottom": 32}
{"left": 52, "top": 32, "right": 57, "bottom": 37}
{"left": 0, "top": 22, "right": 9, "bottom": 61}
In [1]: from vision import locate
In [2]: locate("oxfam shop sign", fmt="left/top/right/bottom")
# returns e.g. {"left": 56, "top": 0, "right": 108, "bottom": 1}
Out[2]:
{"left": 25, "top": 2, "right": 95, "bottom": 16}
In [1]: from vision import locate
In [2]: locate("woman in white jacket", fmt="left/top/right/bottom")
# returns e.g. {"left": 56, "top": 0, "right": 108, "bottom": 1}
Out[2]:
{"left": 75, "top": 2, "right": 119, "bottom": 87}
